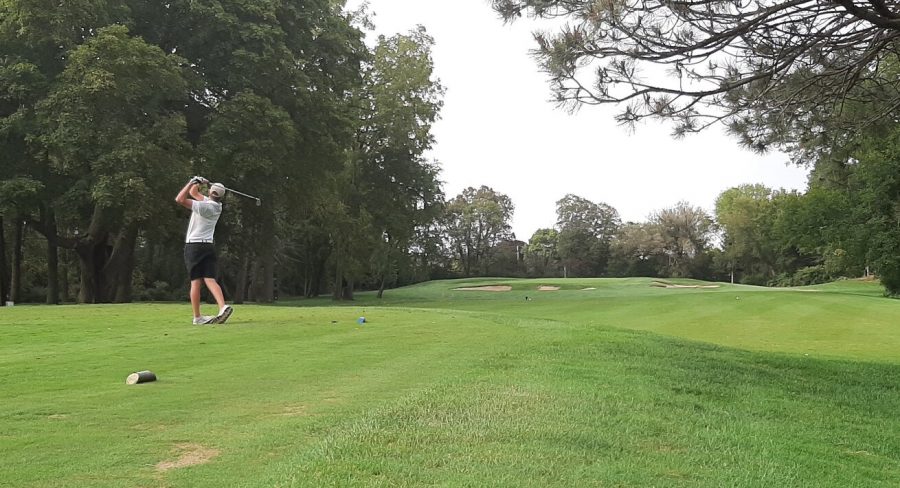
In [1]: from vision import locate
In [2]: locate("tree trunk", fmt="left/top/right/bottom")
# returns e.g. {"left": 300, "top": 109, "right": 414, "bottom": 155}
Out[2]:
{"left": 313, "top": 258, "right": 326, "bottom": 297}
{"left": 259, "top": 247, "right": 275, "bottom": 303}
{"left": 104, "top": 224, "right": 139, "bottom": 303}
{"left": 247, "top": 258, "right": 260, "bottom": 302}
{"left": 73, "top": 206, "right": 116, "bottom": 303}
{"left": 342, "top": 278, "right": 354, "bottom": 300}
{"left": 332, "top": 259, "right": 342, "bottom": 301}
{"left": 44, "top": 209, "right": 60, "bottom": 305}
{"left": 46, "top": 233, "right": 59, "bottom": 304}
{"left": 234, "top": 254, "right": 249, "bottom": 304}
{"left": 10, "top": 218, "right": 25, "bottom": 303}
{"left": 305, "top": 252, "right": 325, "bottom": 298}
{"left": 0, "top": 217, "right": 8, "bottom": 305}
{"left": 377, "top": 274, "right": 386, "bottom": 299}
{"left": 255, "top": 213, "right": 276, "bottom": 303}
{"left": 60, "top": 248, "right": 70, "bottom": 303}
{"left": 75, "top": 237, "right": 115, "bottom": 303}
{"left": 302, "top": 255, "right": 312, "bottom": 298}
{"left": 75, "top": 242, "right": 98, "bottom": 303}
{"left": 332, "top": 234, "right": 343, "bottom": 301}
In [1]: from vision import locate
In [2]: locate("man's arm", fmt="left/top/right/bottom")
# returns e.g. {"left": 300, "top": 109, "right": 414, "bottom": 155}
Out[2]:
{"left": 175, "top": 180, "right": 198, "bottom": 210}
{"left": 189, "top": 183, "right": 205, "bottom": 202}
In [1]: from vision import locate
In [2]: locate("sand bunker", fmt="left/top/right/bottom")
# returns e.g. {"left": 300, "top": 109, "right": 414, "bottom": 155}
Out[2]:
{"left": 454, "top": 285, "right": 512, "bottom": 291}
{"left": 156, "top": 443, "right": 220, "bottom": 472}
{"left": 581, "top": 287, "right": 596, "bottom": 290}
{"left": 537, "top": 286, "right": 560, "bottom": 291}
{"left": 651, "top": 281, "right": 719, "bottom": 289}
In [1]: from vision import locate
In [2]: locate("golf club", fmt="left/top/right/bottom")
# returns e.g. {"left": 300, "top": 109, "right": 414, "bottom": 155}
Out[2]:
{"left": 224, "top": 186, "right": 261, "bottom": 206}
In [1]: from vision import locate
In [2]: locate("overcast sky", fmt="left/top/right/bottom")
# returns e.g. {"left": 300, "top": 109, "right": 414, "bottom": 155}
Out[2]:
{"left": 346, "top": 0, "right": 810, "bottom": 241}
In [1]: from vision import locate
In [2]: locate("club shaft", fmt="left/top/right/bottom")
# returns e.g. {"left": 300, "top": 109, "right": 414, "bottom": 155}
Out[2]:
{"left": 224, "top": 187, "right": 260, "bottom": 201}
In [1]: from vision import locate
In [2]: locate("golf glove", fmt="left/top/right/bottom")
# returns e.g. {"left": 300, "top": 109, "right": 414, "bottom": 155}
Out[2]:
{"left": 190, "top": 176, "right": 209, "bottom": 185}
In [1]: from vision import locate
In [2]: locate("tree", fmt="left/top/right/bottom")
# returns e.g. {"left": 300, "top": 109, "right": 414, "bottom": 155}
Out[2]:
{"left": 555, "top": 194, "right": 620, "bottom": 276}
{"left": 1, "top": 0, "right": 459, "bottom": 303}
{"left": 845, "top": 129, "right": 900, "bottom": 295}
{"left": 355, "top": 27, "right": 445, "bottom": 298}
{"left": 492, "top": 1, "right": 900, "bottom": 155}
{"left": 36, "top": 25, "right": 190, "bottom": 303}
{"left": 650, "top": 202, "right": 714, "bottom": 278}
{"left": 408, "top": 216, "right": 453, "bottom": 282}
{"left": 444, "top": 186, "right": 515, "bottom": 276}
{"left": 0, "top": 1, "right": 120, "bottom": 304}
{"left": 136, "top": 0, "right": 368, "bottom": 303}
{"left": 200, "top": 92, "right": 298, "bottom": 303}
{"left": 491, "top": 239, "right": 526, "bottom": 277}
{"left": 715, "top": 184, "right": 781, "bottom": 284}
{"left": 768, "top": 188, "right": 853, "bottom": 283}
{"left": 524, "top": 228, "right": 560, "bottom": 277}
{"left": 608, "top": 222, "right": 667, "bottom": 277}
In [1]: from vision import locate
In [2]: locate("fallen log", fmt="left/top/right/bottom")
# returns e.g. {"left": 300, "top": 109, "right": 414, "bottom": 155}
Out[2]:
{"left": 126, "top": 370, "right": 157, "bottom": 385}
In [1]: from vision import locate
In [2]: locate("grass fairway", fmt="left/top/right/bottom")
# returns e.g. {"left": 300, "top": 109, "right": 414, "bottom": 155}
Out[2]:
{"left": 2, "top": 278, "right": 899, "bottom": 487}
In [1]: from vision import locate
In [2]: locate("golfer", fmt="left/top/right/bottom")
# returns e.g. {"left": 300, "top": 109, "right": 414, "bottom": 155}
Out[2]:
{"left": 175, "top": 176, "right": 233, "bottom": 325}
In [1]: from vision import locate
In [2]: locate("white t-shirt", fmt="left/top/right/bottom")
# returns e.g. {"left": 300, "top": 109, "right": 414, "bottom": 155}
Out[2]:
{"left": 185, "top": 197, "right": 222, "bottom": 242}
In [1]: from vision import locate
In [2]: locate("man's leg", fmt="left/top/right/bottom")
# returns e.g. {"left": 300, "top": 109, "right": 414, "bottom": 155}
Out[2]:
{"left": 204, "top": 277, "right": 233, "bottom": 324}
{"left": 203, "top": 278, "right": 226, "bottom": 310}
{"left": 190, "top": 279, "right": 203, "bottom": 317}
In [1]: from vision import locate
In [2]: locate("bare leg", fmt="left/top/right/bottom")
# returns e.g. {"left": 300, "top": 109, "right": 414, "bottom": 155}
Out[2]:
{"left": 204, "top": 278, "right": 226, "bottom": 311}
{"left": 190, "top": 279, "right": 202, "bottom": 317}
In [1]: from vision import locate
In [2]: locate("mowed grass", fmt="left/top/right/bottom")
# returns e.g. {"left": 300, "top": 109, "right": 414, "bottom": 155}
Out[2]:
{"left": 1, "top": 278, "right": 899, "bottom": 487}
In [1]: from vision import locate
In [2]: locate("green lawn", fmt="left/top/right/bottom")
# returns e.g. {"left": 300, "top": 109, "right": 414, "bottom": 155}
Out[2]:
{"left": 2, "top": 278, "right": 899, "bottom": 487}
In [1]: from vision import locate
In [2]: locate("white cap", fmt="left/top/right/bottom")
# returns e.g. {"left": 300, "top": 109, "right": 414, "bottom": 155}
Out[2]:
{"left": 209, "top": 183, "right": 226, "bottom": 198}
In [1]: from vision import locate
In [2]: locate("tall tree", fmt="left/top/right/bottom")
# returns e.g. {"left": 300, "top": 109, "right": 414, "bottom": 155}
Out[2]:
{"left": 135, "top": 0, "right": 367, "bottom": 302}
{"left": 650, "top": 202, "right": 714, "bottom": 278}
{"left": 36, "top": 25, "right": 190, "bottom": 303}
{"left": 715, "top": 184, "right": 781, "bottom": 284}
{"left": 555, "top": 194, "right": 620, "bottom": 276}
{"left": 353, "top": 27, "right": 445, "bottom": 298}
{"left": 200, "top": 92, "right": 298, "bottom": 303}
{"left": 444, "top": 186, "right": 515, "bottom": 276}
{"left": 408, "top": 217, "right": 452, "bottom": 282}
{"left": 843, "top": 130, "right": 900, "bottom": 295}
{"left": 525, "top": 228, "right": 560, "bottom": 277}
{"left": 608, "top": 222, "right": 667, "bottom": 278}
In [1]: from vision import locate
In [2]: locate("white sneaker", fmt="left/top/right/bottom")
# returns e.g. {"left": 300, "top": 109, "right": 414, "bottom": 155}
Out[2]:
{"left": 212, "top": 305, "right": 233, "bottom": 324}
{"left": 192, "top": 315, "right": 215, "bottom": 325}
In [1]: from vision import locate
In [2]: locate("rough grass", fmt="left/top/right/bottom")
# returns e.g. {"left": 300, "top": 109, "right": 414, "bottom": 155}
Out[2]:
{"left": 2, "top": 278, "right": 899, "bottom": 487}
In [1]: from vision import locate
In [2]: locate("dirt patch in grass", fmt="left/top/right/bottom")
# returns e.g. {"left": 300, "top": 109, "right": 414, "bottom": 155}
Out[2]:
{"left": 277, "top": 405, "right": 309, "bottom": 417}
{"left": 537, "top": 286, "right": 560, "bottom": 291}
{"left": 155, "top": 443, "right": 220, "bottom": 472}
{"left": 454, "top": 285, "right": 512, "bottom": 291}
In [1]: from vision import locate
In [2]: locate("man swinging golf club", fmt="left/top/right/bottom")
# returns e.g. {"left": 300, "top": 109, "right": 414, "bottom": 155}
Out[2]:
{"left": 175, "top": 176, "right": 233, "bottom": 325}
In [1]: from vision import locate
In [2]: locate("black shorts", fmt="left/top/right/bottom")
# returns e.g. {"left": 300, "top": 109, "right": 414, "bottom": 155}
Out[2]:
{"left": 184, "top": 243, "right": 218, "bottom": 280}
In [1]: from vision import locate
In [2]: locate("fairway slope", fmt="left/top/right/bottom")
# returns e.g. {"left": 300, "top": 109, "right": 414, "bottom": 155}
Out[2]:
{"left": 3, "top": 279, "right": 899, "bottom": 486}
{"left": 359, "top": 277, "right": 900, "bottom": 363}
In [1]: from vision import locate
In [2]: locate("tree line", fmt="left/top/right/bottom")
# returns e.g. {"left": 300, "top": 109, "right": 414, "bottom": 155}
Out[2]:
{"left": 1, "top": 1, "right": 447, "bottom": 304}
{"left": 517, "top": 170, "right": 899, "bottom": 298}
